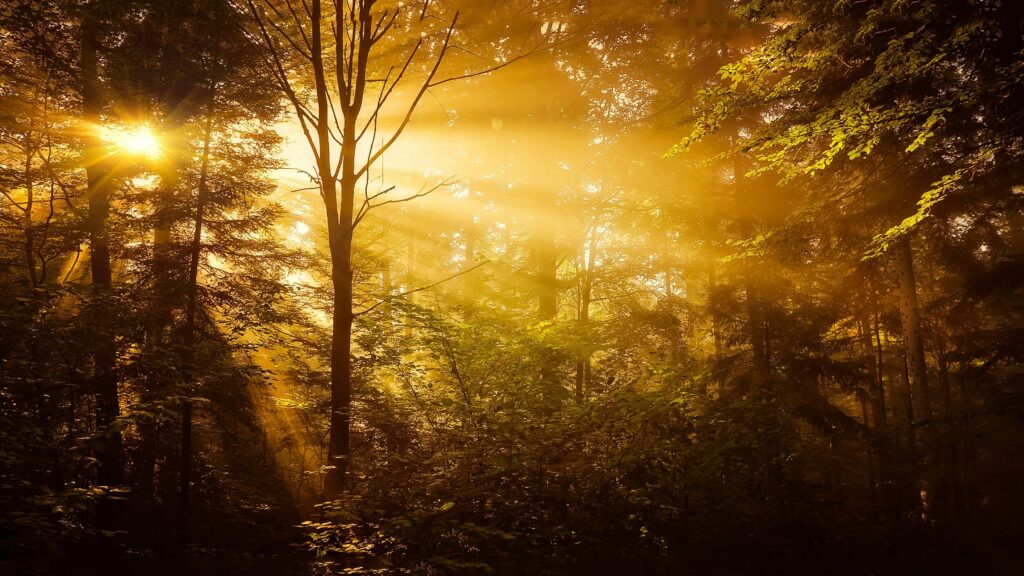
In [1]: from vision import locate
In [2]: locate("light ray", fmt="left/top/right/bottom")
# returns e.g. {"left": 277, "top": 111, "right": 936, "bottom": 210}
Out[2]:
{"left": 99, "top": 124, "right": 162, "bottom": 159}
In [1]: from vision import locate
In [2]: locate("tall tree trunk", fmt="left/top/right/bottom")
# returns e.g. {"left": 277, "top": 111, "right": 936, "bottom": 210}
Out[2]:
{"left": 574, "top": 237, "right": 594, "bottom": 403}
{"left": 382, "top": 262, "right": 393, "bottom": 320}
{"left": 324, "top": 185, "right": 354, "bottom": 500}
{"left": 297, "top": 0, "right": 349, "bottom": 500}
{"left": 871, "top": 308, "right": 888, "bottom": 428}
{"left": 899, "top": 338, "right": 916, "bottom": 443}
{"left": 150, "top": 131, "right": 183, "bottom": 346}
{"left": 184, "top": 115, "right": 214, "bottom": 349}
{"left": 663, "top": 238, "right": 673, "bottom": 299}
{"left": 707, "top": 262, "right": 723, "bottom": 397}
{"left": 708, "top": 263, "right": 722, "bottom": 360}
{"left": 24, "top": 149, "right": 38, "bottom": 287}
{"left": 869, "top": 306, "right": 897, "bottom": 514}
{"left": 405, "top": 226, "right": 417, "bottom": 339}
{"left": 746, "top": 279, "right": 768, "bottom": 378}
{"left": 323, "top": 76, "right": 358, "bottom": 499}
{"left": 738, "top": 216, "right": 768, "bottom": 382}
{"left": 176, "top": 113, "right": 213, "bottom": 544}
{"left": 536, "top": 230, "right": 558, "bottom": 320}
{"left": 859, "top": 305, "right": 899, "bottom": 516}
{"left": 462, "top": 213, "right": 476, "bottom": 295}
{"left": 895, "top": 235, "right": 931, "bottom": 422}
{"left": 853, "top": 310, "right": 885, "bottom": 431}
{"left": 860, "top": 390, "right": 876, "bottom": 500}
{"left": 81, "top": 0, "right": 125, "bottom": 527}
{"left": 536, "top": 224, "right": 559, "bottom": 403}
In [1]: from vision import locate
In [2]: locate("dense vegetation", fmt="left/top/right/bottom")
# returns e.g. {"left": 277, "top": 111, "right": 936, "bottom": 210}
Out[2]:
{"left": 1, "top": 0, "right": 1022, "bottom": 574}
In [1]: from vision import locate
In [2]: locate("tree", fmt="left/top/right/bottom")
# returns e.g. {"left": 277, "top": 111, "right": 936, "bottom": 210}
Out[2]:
{"left": 246, "top": 0, "right": 550, "bottom": 498}
{"left": 78, "top": 1, "right": 128, "bottom": 524}
{"left": 669, "top": 0, "right": 1024, "bottom": 517}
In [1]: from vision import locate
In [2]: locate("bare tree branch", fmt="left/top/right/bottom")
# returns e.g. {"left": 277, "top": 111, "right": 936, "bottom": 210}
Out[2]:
{"left": 353, "top": 12, "right": 458, "bottom": 182}
{"left": 353, "top": 259, "right": 489, "bottom": 317}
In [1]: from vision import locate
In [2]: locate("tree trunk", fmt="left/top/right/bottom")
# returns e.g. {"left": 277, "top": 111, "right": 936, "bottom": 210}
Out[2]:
{"left": 80, "top": 11, "right": 127, "bottom": 560}
{"left": 382, "top": 262, "right": 392, "bottom": 320}
{"left": 746, "top": 280, "right": 768, "bottom": 379}
{"left": 173, "top": 113, "right": 214, "bottom": 545}
{"left": 462, "top": 213, "right": 476, "bottom": 295}
{"left": 899, "top": 338, "right": 916, "bottom": 443}
{"left": 536, "top": 225, "right": 559, "bottom": 403}
{"left": 536, "top": 231, "right": 558, "bottom": 320}
{"left": 895, "top": 235, "right": 931, "bottom": 422}
{"left": 738, "top": 216, "right": 768, "bottom": 382}
{"left": 871, "top": 308, "right": 888, "bottom": 428}
{"left": 574, "top": 239, "right": 594, "bottom": 403}
{"left": 184, "top": 115, "right": 214, "bottom": 349}
{"left": 81, "top": 3, "right": 125, "bottom": 501}
{"left": 323, "top": 102, "right": 358, "bottom": 500}
{"left": 706, "top": 263, "right": 723, "bottom": 397}
{"left": 708, "top": 264, "right": 722, "bottom": 357}
{"left": 324, "top": 213, "right": 354, "bottom": 501}
{"left": 405, "top": 227, "right": 416, "bottom": 339}
{"left": 860, "top": 391, "right": 876, "bottom": 500}
{"left": 150, "top": 136, "right": 182, "bottom": 347}
{"left": 24, "top": 149, "right": 38, "bottom": 287}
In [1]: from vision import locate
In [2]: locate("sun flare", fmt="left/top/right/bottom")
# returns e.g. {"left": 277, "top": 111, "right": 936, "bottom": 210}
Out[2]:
{"left": 100, "top": 124, "right": 162, "bottom": 159}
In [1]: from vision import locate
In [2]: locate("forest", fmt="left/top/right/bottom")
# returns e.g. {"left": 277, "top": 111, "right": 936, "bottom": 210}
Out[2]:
{"left": 1, "top": 0, "right": 1022, "bottom": 574}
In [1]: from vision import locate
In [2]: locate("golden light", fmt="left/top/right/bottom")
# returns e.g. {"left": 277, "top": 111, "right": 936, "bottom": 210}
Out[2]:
{"left": 100, "top": 124, "right": 162, "bottom": 159}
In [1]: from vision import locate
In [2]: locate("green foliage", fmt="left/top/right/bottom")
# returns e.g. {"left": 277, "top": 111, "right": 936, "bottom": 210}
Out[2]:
{"left": 2, "top": 1, "right": 1024, "bottom": 575}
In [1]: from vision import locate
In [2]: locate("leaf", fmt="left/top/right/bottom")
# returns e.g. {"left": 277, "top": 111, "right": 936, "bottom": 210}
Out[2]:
{"left": 905, "top": 107, "right": 950, "bottom": 153}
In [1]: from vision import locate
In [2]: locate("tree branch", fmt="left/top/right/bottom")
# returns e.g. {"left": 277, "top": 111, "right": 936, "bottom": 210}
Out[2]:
{"left": 353, "top": 259, "right": 489, "bottom": 317}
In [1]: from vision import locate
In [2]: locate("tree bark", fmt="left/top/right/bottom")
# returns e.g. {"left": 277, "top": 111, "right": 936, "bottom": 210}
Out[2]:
{"left": 322, "top": 229, "right": 352, "bottom": 501}
{"left": 405, "top": 226, "right": 417, "bottom": 339}
{"left": 462, "top": 213, "right": 476, "bottom": 295}
{"left": 738, "top": 216, "right": 768, "bottom": 382}
{"left": 536, "top": 231, "right": 558, "bottom": 320}
{"left": 895, "top": 235, "right": 931, "bottom": 422}
{"left": 184, "top": 114, "right": 214, "bottom": 349}
{"left": 860, "top": 391, "right": 876, "bottom": 499}
{"left": 322, "top": 14, "right": 361, "bottom": 494}
{"left": 150, "top": 131, "right": 184, "bottom": 346}
{"left": 24, "top": 149, "right": 38, "bottom": 287}
{"left": 871, "top": 308, "right": 888, "bottom": 429}
{"left": 899, "top": 337, "right": 916, "bottom": 443}
{"left": 709, "top": 264, "right": 722, "bottom": 360}
{"left": 536, "top": 223, "right": 559, "bottom": 403}
{"left": 81, "top": 4, "right": 126, "bottom": 538}
{"left": 81, "top": 1, "right": 124, "bottom": 493}
{"left": 746, "top": 280, "right": 768, "bottom": 378}
{"left": 574, "top": 236, "right": 594, "bottom": 403}
{"left": 175, "top": 113, "right": 214, "bottom": 543}
{"left": 382, "top": 262, "right": 393, "bottom": 320}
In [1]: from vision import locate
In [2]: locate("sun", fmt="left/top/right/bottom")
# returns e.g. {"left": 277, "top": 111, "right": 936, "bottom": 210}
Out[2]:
{"left": 100, "top": 124, "right": 162, "bottom": 159}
